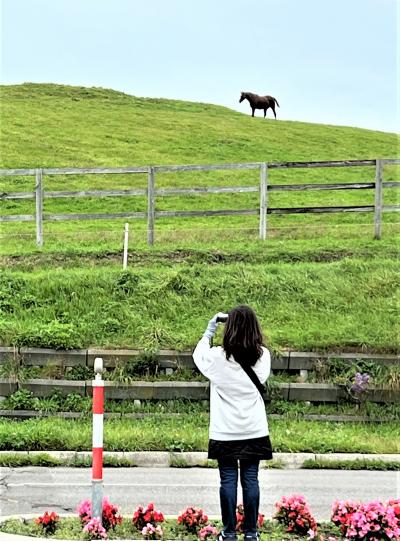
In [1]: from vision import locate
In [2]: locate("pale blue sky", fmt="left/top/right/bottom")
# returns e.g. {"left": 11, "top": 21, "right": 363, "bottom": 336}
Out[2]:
{"left": 1, "top": 0, "right": 398, "bottom": 132}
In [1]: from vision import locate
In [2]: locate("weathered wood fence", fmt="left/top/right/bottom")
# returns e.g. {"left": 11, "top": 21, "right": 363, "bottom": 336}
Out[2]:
{"left": 1, "top": 159, "right": 399, "bottom": 246}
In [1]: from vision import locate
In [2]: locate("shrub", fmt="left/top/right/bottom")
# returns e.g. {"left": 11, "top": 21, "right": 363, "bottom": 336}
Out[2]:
{"left": 14, "top": 321, "right": 82, "bottom": 350}
{"left": 67, "top": 365, "right": 94, "bottom": 381}
{"left": 63, "top": 393, "right": 91, "bottom": 412}
{"left": 274, "top": 494, "right": 318, "bottom": 537}
{"left": 4, "top": 389, "right": 36, "bottom": 410}
{"left": 112, "top": 351, "right": 158, "bottom": 382}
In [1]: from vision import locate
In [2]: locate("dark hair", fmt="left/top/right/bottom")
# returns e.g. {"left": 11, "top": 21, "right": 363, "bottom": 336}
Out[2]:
{"left": 222, "top": 305, "right": 264, "bottom": 367}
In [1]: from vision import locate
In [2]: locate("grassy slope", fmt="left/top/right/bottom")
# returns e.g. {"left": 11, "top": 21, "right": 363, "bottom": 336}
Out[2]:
{"left": 1, "top": 83, "right": 398, "bottom": 255}
{"left": 1, "top": 261, "right": 398, "bottom": 351}
{"left": 0, "top": 84, "right": 398, "bottom": 351}
{"left": 1, "top": 83, "right": 397, "bottom": 169}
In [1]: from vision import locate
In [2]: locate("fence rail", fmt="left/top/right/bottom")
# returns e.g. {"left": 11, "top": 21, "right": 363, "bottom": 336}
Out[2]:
{"left": 1, "top": 159, "right": 399, "bottom": 246}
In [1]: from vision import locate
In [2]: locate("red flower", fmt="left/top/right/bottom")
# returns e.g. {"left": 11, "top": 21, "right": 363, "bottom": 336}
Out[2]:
{"left": 35, "top": 511, "right": 59, "bottom": 535}
{"left": 132, "top": 503, "right": 164, "bottom": 531}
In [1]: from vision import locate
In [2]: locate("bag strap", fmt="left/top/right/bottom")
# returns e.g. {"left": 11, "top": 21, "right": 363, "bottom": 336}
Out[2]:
{"left": 238, "top": 362, "right": 266, "bottom": 399}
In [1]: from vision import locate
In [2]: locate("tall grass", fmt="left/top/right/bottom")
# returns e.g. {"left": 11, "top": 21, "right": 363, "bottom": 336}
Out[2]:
{"left": 0, "top": 416, "right": 397, "bottom": 454}
{"left": 0, "top": 259, "right": 398, "bottom": 351}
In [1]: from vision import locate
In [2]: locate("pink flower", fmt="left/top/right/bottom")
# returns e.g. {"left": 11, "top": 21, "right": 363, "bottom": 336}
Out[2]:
{"left": 83, "top": 517, "right": 107, "bottom": 539}
{"left": 77, "top": 498, "right": 122, "bottom": 531}
{"left": 274, "top": 494, "right": 317, "bottom": 537}
{"left": 141, "top": 522, "right": 163, "bottom": 539}
{"left": 331, "top": 499, "right": 400, "bottom": 539}
{"left": 199, "top": 525, "right": 219, "bottom": 540}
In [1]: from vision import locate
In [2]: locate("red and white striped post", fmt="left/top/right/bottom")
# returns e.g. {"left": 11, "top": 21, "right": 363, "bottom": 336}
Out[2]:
{"left": 92, "top": 357, "right": 104, "bottom": 522}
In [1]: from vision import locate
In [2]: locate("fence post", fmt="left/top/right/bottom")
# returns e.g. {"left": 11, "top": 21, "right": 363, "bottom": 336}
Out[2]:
{"left": 259, "top": 162, "right": 268, "bottom": 240}
{"left": 374, "top": 159, "right": 383, "bottom": 240}
{"left": 147, "top": 167, "right": 155, "bottom": 246}
{"left": 35, "top": 168, "right": 43, "bottom": 247}
{"left": 123, "top": 223, "right": 129, "bottom": 269}
{"left": 92, "top": 357, "right": 104, "bottom": 524}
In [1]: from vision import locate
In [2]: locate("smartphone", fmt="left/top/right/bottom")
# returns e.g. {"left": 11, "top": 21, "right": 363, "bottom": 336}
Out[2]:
{"left": 216, "top": 315, "right": 228, "bottom": 323}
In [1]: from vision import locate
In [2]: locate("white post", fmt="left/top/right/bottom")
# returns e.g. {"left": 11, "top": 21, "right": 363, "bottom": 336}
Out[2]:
{"left": 147, "top": 167, "right": 155, "bottom": 246}
{"left": 35, "top": 169, "right": 43, "bottom": 247}
{"left": 123, "top": 223, "right": 129, "bottom": 269}
{"left": 259, "top": 162, "right": 268, "bottom": 240}
{"left": 374, "top": 159, "right": 383, "bottom": 240}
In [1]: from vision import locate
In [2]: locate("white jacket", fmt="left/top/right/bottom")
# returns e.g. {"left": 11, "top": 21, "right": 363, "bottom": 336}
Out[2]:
{"left": 193, "top": 336, "right": 271, "bottom": 441}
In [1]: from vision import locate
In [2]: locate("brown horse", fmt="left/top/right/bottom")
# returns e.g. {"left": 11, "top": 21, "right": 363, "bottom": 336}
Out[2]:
{"left": 239, "top": 92, "right": 280, "bottom": 119}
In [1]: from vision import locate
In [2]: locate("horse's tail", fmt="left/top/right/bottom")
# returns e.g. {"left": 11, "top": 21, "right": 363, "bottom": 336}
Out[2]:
{"left": 274, "top": 97, "right": 280, "bottom": 107}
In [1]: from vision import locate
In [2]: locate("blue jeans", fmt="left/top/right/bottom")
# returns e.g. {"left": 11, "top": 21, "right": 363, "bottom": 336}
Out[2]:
{"left": 218, "top": 459, "right": 260, "bottom": 538}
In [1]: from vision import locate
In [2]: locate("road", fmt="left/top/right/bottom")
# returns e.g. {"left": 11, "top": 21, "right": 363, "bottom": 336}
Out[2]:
{"left": 0, "top": 467, "right": 398, "bottom": 520}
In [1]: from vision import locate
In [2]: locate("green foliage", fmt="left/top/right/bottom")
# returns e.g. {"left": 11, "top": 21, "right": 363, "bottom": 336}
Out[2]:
{"left": 113, "top": 270, "right": 140, "bottom": 294}
{"left": 3, "top": 390, "right": 91, "bottom": 413}
{"left": 13, "top": 321, "right": 83, "bottom": 350}
{"left": 67, "top": 365, "right": 94, "bottom": 381}
{"left": 169, "top": 456, "right": 190, "bottom": 468}
{"left": 0, "top": 416, "right": 397, "bottom": 454}
{"left": 303, "top": 458, "right": 400, "bottom": 471}
{"left": 63, "top": 393, "right": 91, "bottom": 412}
{"left": 0, "top": 260, "right": 398, "bottom": 351}
{"left": 110, "top": 350, "right": 158, "bottom": 383}
{"left": 0, "top": 274, "right": 26, "bottom": 313}
{"left": 0, "top": 353, "right": 22, "bottom": 381}
{"left": 0, "top": 516, "right": 341, "bottom": 540}
{"left": 312, "top": 358, "right": 400, "bottom": 391}
{"left": 3, "top": 389, "right": 37, "bottom": 410}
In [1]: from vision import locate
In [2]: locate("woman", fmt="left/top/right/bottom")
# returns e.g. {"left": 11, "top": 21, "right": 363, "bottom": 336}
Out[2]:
{"left": 193, "top": 305, "right": 273, "bottom": 541}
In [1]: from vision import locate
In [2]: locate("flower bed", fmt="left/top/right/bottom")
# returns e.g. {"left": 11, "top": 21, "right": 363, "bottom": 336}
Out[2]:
{"left": 0, "top": 496, "right": 399, "bottom": 540}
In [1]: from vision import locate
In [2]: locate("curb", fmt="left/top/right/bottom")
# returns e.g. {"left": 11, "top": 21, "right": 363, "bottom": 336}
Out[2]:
{"left": 0, "top": 450, "right": 399, "bottom": 469}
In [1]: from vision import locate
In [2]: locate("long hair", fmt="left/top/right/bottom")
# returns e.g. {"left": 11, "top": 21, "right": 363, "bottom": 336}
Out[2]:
{"left": 222, "top": 305, "right": 264, "bottom": 367}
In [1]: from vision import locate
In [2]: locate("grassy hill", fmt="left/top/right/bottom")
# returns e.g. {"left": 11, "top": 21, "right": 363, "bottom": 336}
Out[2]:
{"left": 0, "top": 83, "right": 398, "bottom": 351}
{"left": 0, "top": 83, "right": 397, "bottom": 169}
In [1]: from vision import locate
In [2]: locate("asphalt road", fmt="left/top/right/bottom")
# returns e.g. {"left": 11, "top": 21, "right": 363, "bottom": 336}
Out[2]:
{"left": 0, "top": 467, "right": 399, "bottom": 521}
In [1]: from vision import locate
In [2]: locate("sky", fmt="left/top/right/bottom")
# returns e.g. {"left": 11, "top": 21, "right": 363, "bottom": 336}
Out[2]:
{"left": 0, "top": 0, "right": 398, "bottom": 133}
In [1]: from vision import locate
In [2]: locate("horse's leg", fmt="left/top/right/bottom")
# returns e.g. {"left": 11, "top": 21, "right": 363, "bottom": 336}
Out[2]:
{"left": 271, "top": 105, "right": 277, "bottom": 119}
{"left": 251, "top": 107, "right": 255, "bottom": 117}
{"left": 264, "top": 109, "right": 266, "bottom": 118}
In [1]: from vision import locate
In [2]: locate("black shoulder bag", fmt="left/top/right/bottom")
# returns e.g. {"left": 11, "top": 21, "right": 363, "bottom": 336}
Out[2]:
{"left": 238, "top": 362, "right": 266, "bottom": 400}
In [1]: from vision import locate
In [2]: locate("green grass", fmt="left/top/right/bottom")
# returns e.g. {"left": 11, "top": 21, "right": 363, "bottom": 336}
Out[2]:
{"left": 303, "top": 458, "right": 400, "bottom": 471}
{"left": 0, "top": 416, "right": 398, "bottom": 454}
{"left": 0, "top": 83, "right": 398, "bottom": 256}
{"left": 1, "top": 259, "right": 398, "bottom": 351}
{"left": 1, "top": 84, "right": 397, "bottom": 170}
{"left": 1, "top": 83, "right": 399, "bottom": 355}
{"left": 0, "top": 452, "right": 135, "bottom": 468}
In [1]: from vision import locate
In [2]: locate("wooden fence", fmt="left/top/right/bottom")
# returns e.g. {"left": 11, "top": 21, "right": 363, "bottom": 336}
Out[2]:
{"left": 1, "top": 159, "right": 399, "bottom": 246}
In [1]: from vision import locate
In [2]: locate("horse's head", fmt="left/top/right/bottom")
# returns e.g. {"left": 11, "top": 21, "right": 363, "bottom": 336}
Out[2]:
{"left": 239, "top": 92, "right": 246, "bottom": 103}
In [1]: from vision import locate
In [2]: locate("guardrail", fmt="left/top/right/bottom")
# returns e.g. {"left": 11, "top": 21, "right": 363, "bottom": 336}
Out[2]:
{"left": 1, "top": 159, "right": 399, "bottom": 245}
